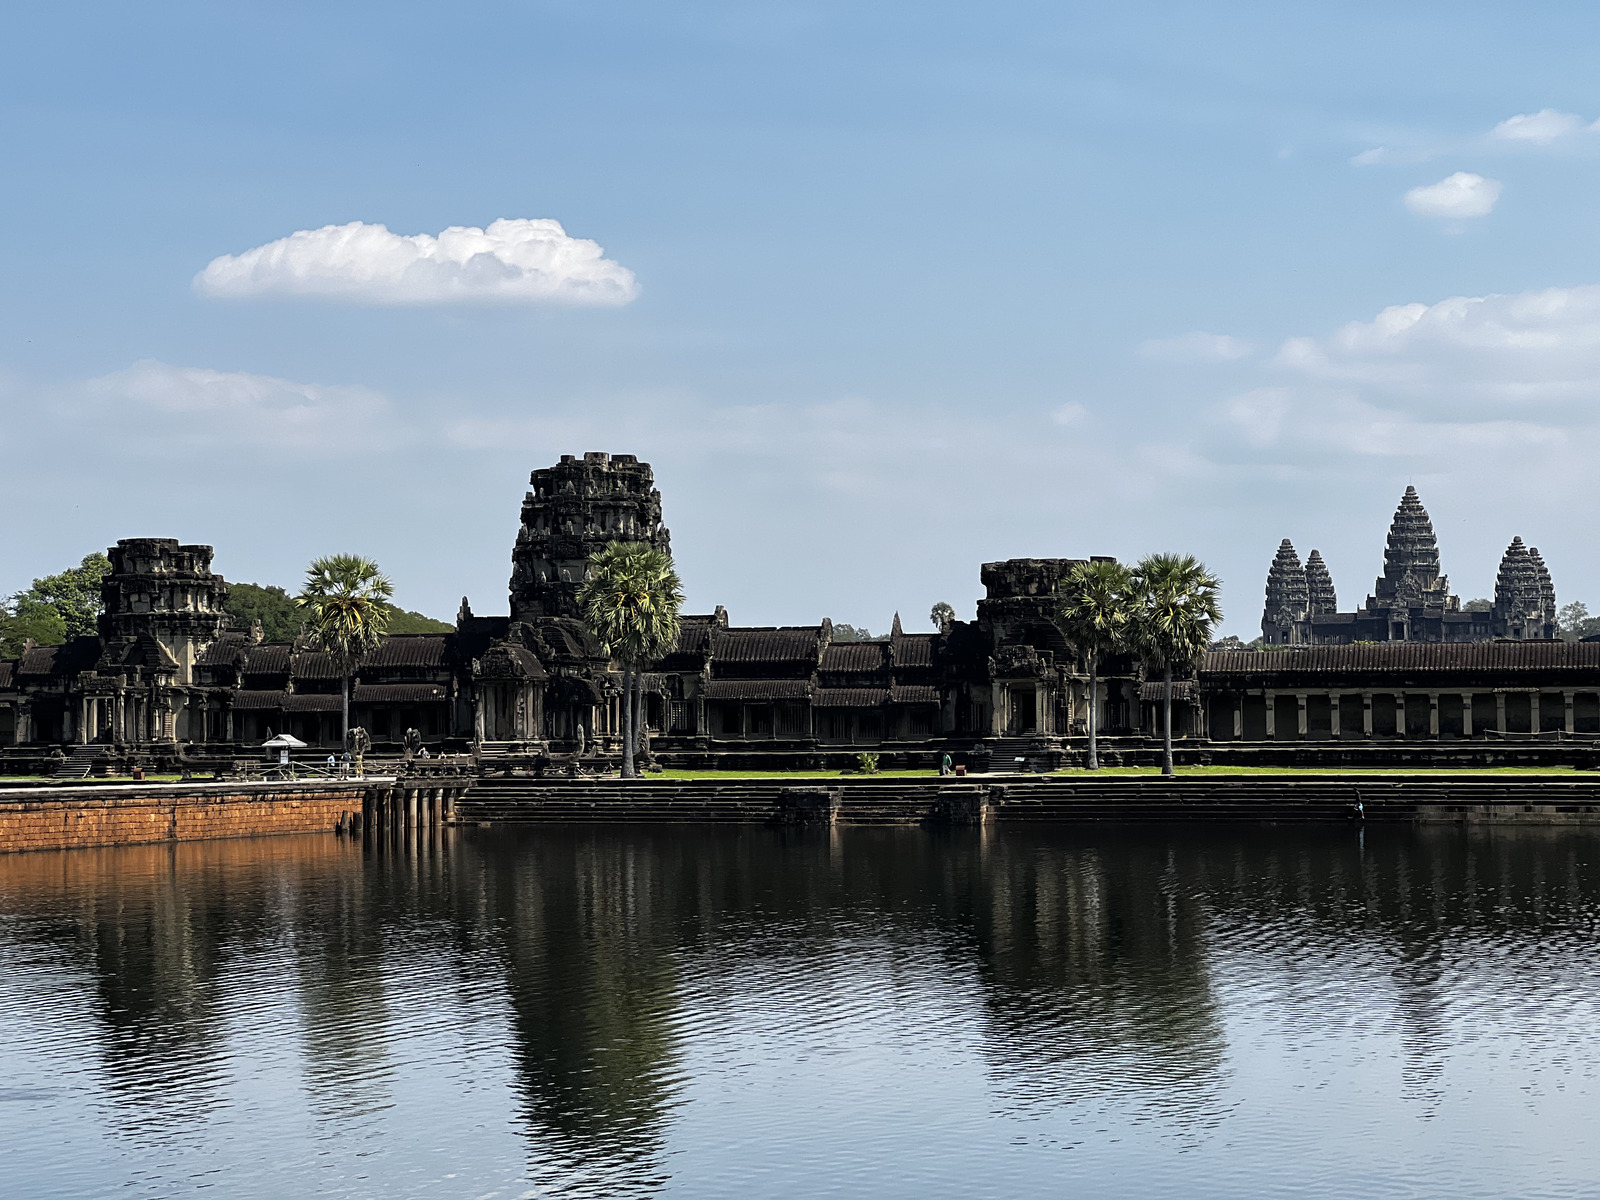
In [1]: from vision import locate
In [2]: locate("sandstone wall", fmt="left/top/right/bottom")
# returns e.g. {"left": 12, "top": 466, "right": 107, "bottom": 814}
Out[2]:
{"left": 0, "top": 781, "right": 372, "bottom": 855}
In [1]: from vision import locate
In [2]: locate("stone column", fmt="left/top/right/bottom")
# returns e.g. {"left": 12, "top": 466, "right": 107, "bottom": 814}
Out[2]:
{"left": 1233, "top": 696, "right": 1243, "bottom": 740}
{"left": 1565, "top": 691, "right": 1576, "bottom": 735}
{"left": 1362, "top": 692, "right": 1373, "bottom": 737}
{"left": 1462, "top": 693, "right": 1473, "bottom": 737}
{"left": 1296, "top": 693, "right": 1308, "bottom": 738}
{"left": 1264, "top": 690, "right": 1276, "bottom": 739}
{"left": 1330, "top": 694, "right": 1342, "bottom": 739}
{"left": 1531, "top": 692, "right": 1542, "bottom": 735}
{"left": 1428, "top": 692, "right": 1440, "bottom": 738}
{"left": 1495, "top": 692, "right": 1507, "bottom": 733}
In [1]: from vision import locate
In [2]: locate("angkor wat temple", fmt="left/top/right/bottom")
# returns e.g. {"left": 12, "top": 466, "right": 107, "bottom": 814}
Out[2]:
{"left": 1261, "top": 485, "right": 1558, "bottom": 645}
{"left": 1, "top": 454, "right": 1597, "bottom": 774}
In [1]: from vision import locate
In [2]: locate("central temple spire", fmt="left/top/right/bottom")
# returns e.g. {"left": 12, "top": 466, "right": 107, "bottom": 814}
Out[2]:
{"left": 1370, "top": 484, "right": 1453, "bottom": 611}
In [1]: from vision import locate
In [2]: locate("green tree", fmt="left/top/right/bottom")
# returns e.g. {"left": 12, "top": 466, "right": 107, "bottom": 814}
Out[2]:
{"left": 1057, "top": 559, "right": 1134, "bottom": 771}
{"left": 227, "top": 582, "right": 304, "bottom": 643}
{"left": 1, "top": 553, "right": 112, "bottom": 653}
{"left": 930, "top": 602, "right": 956, "bottom": 632}
{"left": 577, "top": 542, "right": 684, "bottom": 779}
{"left": 294, "top": 555, "right": 394, "bottom": 743}
{"left": 383, "top": 606, "right": 453, "bottom": 634}
{"left": 1130, "top": 553, "right": 1222, "bottom": 778}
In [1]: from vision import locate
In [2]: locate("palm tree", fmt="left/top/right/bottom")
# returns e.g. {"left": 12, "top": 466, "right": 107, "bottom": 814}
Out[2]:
{"left": 295, "top": 555, "right": 394, "bottom": 746}
{"left": 1129, "top": 553, "right": 1222, "bottom": 778}
{"left": 1057, "top": 559, "right": 1134, "bottom": 771}
{"left": 577, "top": 542, "right": 684, "bottom": 779}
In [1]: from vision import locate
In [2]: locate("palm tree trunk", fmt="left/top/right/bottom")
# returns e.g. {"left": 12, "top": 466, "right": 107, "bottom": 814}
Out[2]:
{"left": 633, "top": 670, "right": 645, "bottom": 766}
{"left": 342, "top": 671, "right": 350, "bottom": 749}
{"left": 621, "top": 662, "right": 635, "bottom": 779}
{"left": 1161, "top": 663, "right": 1174, "bottom": 777}
{"left": 1087, "top": 653, "right": 1099, "bottom": 771}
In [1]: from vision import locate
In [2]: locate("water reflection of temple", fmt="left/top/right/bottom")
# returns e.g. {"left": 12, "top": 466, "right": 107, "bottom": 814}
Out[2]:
{"left": 7, "top": 825, "right": 1600, "bottom": 1182}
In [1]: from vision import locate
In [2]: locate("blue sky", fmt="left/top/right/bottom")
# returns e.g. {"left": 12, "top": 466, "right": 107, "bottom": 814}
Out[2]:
{"left": 3, "top": 1, "right": 1598, "bottom": 637}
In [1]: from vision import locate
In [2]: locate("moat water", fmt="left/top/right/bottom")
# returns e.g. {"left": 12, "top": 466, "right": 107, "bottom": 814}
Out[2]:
{"left": 3, "top": 823, "right": 1600, "bottom": 1199}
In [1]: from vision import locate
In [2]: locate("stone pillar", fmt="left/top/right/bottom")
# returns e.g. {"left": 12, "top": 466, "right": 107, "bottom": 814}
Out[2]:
{"left": 1531, "top": 692, "right": 1542, "bottom": 735}
{"left": 1296, "top": 693, "right": 1308, "bottom": 738}
{"left": 1495, "top": 692, "right": 1507, "bottom": 733}
{"left": 1362, "top": 692, "right": 1373, "bottom": 737}
{"left": 1428, "top": 692, "right": 1440, "bottom": 738}
{"left": 1233, "top": 697, "right": 1243, "bottom": 740}
{"left": 1462, "top": 693, "right": 1473, "bottom": 737}
{"left": 1330, "top": 694, "right": 1341, "bottom": 739}
{"left": 1565, "top": 691, "right": 1576, "bottom": 735}
{"left": 406, "top": 788, "right": 418, "bottom": 829}
{"left": 1263, "top": 690, "right": 1276, "bottom": 739}
{"left": 1395, "top": 693, "right": 1407, "bottom": 738}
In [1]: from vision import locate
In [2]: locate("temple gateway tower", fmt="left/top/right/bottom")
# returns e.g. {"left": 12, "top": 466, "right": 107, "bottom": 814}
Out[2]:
{"left": 507, "top": 452, "right": 672, "bottom": 621}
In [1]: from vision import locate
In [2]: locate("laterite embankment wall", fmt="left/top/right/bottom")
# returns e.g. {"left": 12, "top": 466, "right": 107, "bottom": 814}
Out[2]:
{"left": 0, "top": 781, "right": 371, "bottom": 854}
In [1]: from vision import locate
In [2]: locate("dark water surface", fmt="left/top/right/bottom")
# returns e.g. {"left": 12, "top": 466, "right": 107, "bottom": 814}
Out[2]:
{"left": 3, "top": 823, "right": 1599, "bottom": 1199}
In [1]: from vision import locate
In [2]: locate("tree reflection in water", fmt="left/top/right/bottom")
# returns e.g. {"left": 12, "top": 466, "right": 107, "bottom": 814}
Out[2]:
{"left": 3, "top": 822, "right": 1600, "bottom": 1197}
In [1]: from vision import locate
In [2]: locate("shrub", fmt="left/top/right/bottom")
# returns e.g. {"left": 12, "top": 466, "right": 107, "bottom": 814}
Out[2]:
{"left": 856, "top": 752, "right": 881, "bottom": 775}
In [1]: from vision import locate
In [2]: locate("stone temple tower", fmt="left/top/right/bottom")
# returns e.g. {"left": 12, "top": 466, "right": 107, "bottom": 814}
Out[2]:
{"left": 1365, "top": 485, "right": 1456, "bottom": 614}
{"left": 1261, "top": 539, "right": 1309, "bottom": 644}
{"left": 99, "top": 539, "right": 231, "bottom": 686}
{"left": 1304, "top": 550, "right": 1338, "bottom": 616}
{"left": 1491, "top": 537, "right": 1557, "bottom": 639}
{"left": 508, "top": 452, "right": 672, "bottom": 621}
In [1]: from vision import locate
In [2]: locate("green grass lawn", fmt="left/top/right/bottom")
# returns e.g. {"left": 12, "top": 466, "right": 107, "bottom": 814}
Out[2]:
{"left": 647, "top": 763, "right": 1588, "bottom": 781}
{"left": 1048, "top": 764, "right": 1585, "bottom": 777}
{"left": 652, "top": 768, "right": 942, "bottom": 780}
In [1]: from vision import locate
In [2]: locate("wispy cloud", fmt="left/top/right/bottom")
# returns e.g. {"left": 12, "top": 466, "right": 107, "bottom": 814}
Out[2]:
{"left": 1490, "top": 109, "right": 1587, "bottom": 145}
{"left": 1139, "top": 331, "right": 1257, "bottom": 362}
{"left": 194, "top": 219, "right": 639, "bottom": 306}
{"left": 79, "top": 359, "right": 400, "bottom": 454}
{"left": 1403, "top": 172, "right": 1501, "bottom": 219}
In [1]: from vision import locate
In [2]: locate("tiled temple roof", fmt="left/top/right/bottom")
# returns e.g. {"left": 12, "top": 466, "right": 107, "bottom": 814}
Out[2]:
{"left": 891, "top": 636, "right": 934, "bottom": 667}
{"left": 711, "top": 628, "right": 822, "bottom": 664}
{"left": 890, "top": 684, "right": 940, "bottom": 705}
{"left": 670, "top": 620, "right": 714, "bottom": 656}
{"left": 815, "top": 687, "right": 890, "bottom": 708}
{"left": 1140, "top": 680, "right": 1197, "bottom": 700}
{"left": 352, "top": 683, "right": 448, "bottom": 703}
{"left": 197, "top": 634, "right": 252, "bottom": 666}
{"left": 362, "top": 636, "right": 449, "bottom": 667}
{"left": 703, "top": 679, "right": 812, "bottom": 701}
{"left": 820, "top": 643, "right": 887, "bottom": 671}
{"left": 291, "top": 652, "right": 343, "bottom": 680}
{"left": 243, "top": 645, "right": 292, "bottom": 674}
{"left": 1204, "top": 642, "right": 1600, "bottom": 676}
{"left": 0, "top": 662, "right": 12, "bottom": 689}
{"left": 230, "top": 690, "right": 344, "bottom": 712}
{"left": 17, "top": 640, "right": 99, "bottom": 678}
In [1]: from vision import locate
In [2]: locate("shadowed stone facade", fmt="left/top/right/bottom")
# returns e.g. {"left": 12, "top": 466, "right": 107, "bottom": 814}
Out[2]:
{"left": 1, "top": 457, "right": 1595, "bottom": 773}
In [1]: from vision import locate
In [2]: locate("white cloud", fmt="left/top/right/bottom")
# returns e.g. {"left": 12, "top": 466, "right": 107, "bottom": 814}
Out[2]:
{"left": 1490, "top": 109, "right": 1586, "bottom": 144}
{"left": 1139, "top": 331, "right": 1257, "bottom": 362}
{"left": 1051, "top": 402, "right": 1089, "bottom": 426}
{"left": 1403, "top": 172, "right": 1501, "bottom": 219}
{"left": 194, "top": 219, "right": 639, "bottom": 306}
{"left": 82, "top": 360, "right": 398, "bottom": 454}
{"left": 1271, "top": 285, "right": 1600, "bottom": 408}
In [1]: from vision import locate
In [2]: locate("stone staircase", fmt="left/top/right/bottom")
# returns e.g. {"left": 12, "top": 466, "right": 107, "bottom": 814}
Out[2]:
{"left": 454, "top": 772, "right": 1600, "bottom": 827}
{"left": 50, "top": 746, "right": 104, "bottom": 781}
{"left": 457, "top": 776, "right": 993, "bottom": 826}
{"left": 987, "top": 774, "right": 1600, "bottom": 822}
